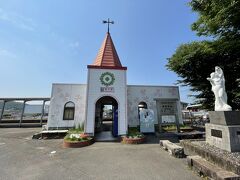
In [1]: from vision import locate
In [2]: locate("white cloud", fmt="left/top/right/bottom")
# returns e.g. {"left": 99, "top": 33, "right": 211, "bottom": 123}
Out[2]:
{"left": 69, "top": 41, "right": 80, "bottom": 48}
{"left": 0, "top": 48, "right": 16, "bottom": 59}
{"left": 0, "top": 8, "right": 36, "bottom": 31}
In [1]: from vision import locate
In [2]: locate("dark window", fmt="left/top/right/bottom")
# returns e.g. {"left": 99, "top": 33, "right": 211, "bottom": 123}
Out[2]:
{"left": 138, "top": 102, "right": 148, "bottom": 119}
{"left": 63, "top": 102, "right": 75, "bottom": 120}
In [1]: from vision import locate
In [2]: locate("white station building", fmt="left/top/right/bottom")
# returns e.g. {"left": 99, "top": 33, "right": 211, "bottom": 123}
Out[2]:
{"left": 47, "top": 32, "right": 182, "bottom": 136}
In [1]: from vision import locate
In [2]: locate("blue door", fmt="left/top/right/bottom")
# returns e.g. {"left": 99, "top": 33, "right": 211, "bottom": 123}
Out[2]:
{"left": 113, "top": 107, "right": 118, "bottom": 137}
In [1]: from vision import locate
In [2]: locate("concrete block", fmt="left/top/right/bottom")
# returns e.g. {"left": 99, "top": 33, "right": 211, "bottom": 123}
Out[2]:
{"left": 180, "top": 140, "right": 240, "bottom": 176}
{"left": 159, "top": 140, "right": 184, "bottom": 158}
{"left": 188, "top": 155, "right": 240, "bottom": 180}
{"left": 206, "top": 123, "right": 240, "bottom": 152}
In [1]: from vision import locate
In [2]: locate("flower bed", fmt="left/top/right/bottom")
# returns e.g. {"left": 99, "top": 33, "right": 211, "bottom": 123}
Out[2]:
{"left": 63, "top": 133, "right": 94, "bottom": 148}
{"left": 121, "top": 136, "right": 145, "bottom": 144}
{"left": 121, "top": 129, "right": 145, "bottom": 144}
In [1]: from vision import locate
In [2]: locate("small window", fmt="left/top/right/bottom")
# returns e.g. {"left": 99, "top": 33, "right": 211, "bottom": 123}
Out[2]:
{"left": 138, "top": 102, "right": 148, "bottom": 119}
{"left": 63, "top": 102, "right": 75, "bottom": 120}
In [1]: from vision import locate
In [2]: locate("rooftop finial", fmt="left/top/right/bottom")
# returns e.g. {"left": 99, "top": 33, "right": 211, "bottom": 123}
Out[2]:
{"left": 102, "top": 18, "right": 114, "bottom": 33}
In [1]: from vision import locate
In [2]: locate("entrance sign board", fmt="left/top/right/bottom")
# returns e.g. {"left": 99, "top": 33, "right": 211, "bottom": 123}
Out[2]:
{"left": 162, "top": 115, "right": 176, "bottom": 123}
{"left": 160, "top": 102, "right": 175, "bottom": 115}
{"left": 100, "top": 87, "right": 114, "bottom": 93}
{"left": 140, "top": 109, "right": 155, "bottom": 133}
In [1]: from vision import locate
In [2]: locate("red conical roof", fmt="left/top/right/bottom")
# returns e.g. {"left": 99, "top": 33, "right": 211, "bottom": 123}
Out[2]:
{"left": 88, "top": 32, "right": 127, "bottom": 70}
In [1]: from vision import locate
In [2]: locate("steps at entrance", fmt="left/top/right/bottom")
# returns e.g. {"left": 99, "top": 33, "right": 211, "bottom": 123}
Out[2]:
{"left": 95, "top": 131, "right": 119, "bottom": 142}
{"left": 102, "top": 121, "right": 112, "bottom": 131}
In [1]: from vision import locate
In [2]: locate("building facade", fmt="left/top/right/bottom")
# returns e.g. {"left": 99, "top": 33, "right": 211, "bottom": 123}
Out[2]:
{"left": 47, "top": 32, "right": 182, "bottom": 136}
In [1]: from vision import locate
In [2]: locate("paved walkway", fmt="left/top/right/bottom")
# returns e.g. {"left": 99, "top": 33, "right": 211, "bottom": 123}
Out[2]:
{"left": 0, "top": 128, "right": 200, "bottom": 180}
{"left": 95, "top": 131, "right": 119, "bottom": 142}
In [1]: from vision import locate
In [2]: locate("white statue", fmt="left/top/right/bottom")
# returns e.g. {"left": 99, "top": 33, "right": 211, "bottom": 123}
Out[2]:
{"left": 207, "top": 66, "right": 232, "bottom": 111}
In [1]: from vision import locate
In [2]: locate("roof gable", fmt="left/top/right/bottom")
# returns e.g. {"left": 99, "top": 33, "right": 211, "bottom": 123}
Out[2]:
{"left": 88, "top": 33, "right": 127, "bottom": 70}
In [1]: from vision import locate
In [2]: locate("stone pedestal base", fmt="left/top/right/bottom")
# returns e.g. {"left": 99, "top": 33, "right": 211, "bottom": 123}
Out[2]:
{"left": 206, "top": 123, "right": 240, "bottom": 152}
{"left": 209, "top": 111, "right": 240, "bottom": 125}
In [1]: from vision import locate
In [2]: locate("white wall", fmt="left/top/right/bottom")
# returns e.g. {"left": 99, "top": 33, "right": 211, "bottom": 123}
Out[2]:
{"left": 127, "top": 85, "right": 182, "bottom": 126}
{"left": 85, "top": 68, "right": 127, "bottom": 135}
{"left": 47, "top": 84, "right": 87, "bottom": 129}
{"left": 47, "top": 82, "right": 183, "bottom": 131}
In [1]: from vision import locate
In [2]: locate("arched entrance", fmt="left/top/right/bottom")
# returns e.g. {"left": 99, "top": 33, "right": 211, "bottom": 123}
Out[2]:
{"left": 138, "top": 102, "right": 148, "bottom": 126}
{"left": 95, "top": 96, "right": 118, "bottom": 137}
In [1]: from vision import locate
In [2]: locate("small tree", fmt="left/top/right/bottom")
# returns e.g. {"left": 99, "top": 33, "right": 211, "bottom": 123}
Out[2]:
{"left": 167, "top": 0, "right": 240, "bottom": 110}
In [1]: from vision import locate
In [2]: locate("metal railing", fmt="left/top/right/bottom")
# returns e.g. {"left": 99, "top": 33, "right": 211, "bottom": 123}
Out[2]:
{"left": 0, "top": 98, "right": 50, "bottom": 127}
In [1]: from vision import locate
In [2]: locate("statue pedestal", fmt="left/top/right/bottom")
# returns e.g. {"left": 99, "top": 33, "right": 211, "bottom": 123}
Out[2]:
{"left": 206, "top": 111, "right": 240, "bottom": 152}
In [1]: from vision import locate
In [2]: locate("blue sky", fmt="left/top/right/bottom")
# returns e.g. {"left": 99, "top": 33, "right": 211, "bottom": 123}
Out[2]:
{"left": 0, "top": 0, "right": 206, "bottom": 103}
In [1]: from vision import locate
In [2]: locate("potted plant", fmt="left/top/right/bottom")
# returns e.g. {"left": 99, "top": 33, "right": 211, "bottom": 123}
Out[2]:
{"left": 63, "top": 123, "right": 94, "bottom": 148}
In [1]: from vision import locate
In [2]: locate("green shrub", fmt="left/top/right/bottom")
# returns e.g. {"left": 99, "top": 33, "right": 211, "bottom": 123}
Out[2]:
{"left": 68, "top": 122, "right": 85, "bottom": 134}
{"left": 127, "top": 127, "right": 144, "bottom": 138}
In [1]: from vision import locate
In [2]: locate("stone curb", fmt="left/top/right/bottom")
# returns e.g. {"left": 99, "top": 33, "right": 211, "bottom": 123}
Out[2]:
{"left": 159, "top": 140, "right": 184, "bottom": 158}
{"left": 180, "top": 140, "right": 240, "bottom": 175}
{"left": 187, "top": 155, "right": 240, "bottom": 180}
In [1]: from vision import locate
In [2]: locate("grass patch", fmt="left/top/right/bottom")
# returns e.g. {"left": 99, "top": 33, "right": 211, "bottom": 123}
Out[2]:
{"left": 67, "top": 122, "right": 84, "bottom": 134}
{"left": 162, "top": 124, "right": 192, "bottom": 132}
{"left": 67, "top": 128, "right": 84, "bottom": 134}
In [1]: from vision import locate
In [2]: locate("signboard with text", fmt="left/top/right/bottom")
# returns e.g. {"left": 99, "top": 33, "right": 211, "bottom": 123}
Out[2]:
{"left": 100, "top": 87, "right": 114, "bottom": 93}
